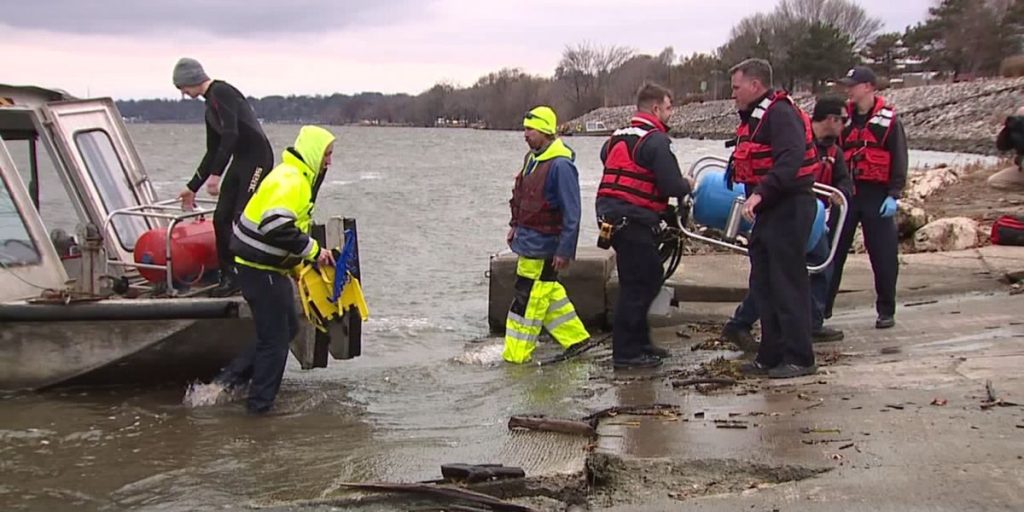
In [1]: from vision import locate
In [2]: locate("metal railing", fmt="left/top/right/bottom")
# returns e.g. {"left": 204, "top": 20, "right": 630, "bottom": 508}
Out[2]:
{"left": 102, "top": 198, "right": 217, "bottom": 295}
{"left": 681, "top": 155, "right": 849, "bottom": 275}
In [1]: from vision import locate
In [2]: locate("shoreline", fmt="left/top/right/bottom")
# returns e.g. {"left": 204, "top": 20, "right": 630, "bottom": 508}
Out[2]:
{"left": 566, "top": 77, "right": 1024, "bottom": 157}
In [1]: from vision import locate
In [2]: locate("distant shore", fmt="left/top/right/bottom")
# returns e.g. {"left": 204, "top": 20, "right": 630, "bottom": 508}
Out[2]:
{"left": 566, "top": 77, "right": 1024, "bottom": 155}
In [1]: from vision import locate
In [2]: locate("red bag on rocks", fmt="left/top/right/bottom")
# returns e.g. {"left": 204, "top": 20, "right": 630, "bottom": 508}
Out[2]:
{"left": 991, "top": 215, "right": 1024, "bottom": 246}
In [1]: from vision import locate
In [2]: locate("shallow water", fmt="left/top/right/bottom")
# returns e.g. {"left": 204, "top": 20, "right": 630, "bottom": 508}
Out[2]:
{"left": 0, "top": 125, "right": 995, "bottom": 510}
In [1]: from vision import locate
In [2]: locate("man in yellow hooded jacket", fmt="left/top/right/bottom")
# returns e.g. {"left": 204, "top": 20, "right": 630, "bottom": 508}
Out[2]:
{"left": 503, "top": 106, "right": 591, "bottom": 364}
{"left": 215, "top": 125, "right": 336, "bottom": 414}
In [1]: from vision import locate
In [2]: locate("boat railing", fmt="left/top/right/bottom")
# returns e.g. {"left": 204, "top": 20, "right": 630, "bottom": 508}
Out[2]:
{"left": 102, "top": 198, "right": 217, "bottom": 296}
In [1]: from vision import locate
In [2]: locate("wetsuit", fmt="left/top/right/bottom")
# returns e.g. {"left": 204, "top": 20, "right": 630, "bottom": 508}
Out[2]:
{"left": 189, "top": 80, "right": 274, "bottom": 281}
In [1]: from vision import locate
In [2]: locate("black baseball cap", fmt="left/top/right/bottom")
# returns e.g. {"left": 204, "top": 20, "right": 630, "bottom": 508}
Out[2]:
{"left": 812, "top": 95, "right": 847, "bottom": 121}
{"left": 838, "top": 66, "right": 877, "bottom": 86}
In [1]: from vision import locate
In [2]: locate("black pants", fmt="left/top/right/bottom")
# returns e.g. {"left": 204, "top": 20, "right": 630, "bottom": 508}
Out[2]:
{"left": 216, "top": 265, "right": 299, "bottom": 413}
{"left": 610, "top": 222, "right": 662, "bottom": 360}
{"left": 827, "top": 185, "right": 899, "bottom": 318}
{"left": 213, "top": 157, "right": 271, "bottom": 277}
{"left": 749, "top": 193, "right": 816, "bottom": 368}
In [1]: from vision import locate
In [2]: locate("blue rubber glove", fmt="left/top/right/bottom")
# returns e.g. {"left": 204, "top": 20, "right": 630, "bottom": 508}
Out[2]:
{"left": 879, "top": 196, "right": 898, "bottom": 218}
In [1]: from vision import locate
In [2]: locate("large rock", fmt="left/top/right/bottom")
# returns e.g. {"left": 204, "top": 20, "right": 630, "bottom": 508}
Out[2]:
{"left": 987, "top": 165, "right": 1024, "bottom": 191}
{"left": 904, "top": 166, "right": 962, "bottom": 202}
{"left": 913, "top": 217, "right": 982, "bottom": 252}
{"left": 897, "top": 201, "right": 930, "bottom": 239}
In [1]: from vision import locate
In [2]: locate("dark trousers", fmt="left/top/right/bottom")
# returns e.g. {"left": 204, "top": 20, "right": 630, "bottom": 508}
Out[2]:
{"left": 827, "top": 185, "right": 899, "bottom": 318}
{"left": 213, "top": 158, "right": 271, "bottom": 277}
{"left": 216, "top": 265, "right": 299, "bottom": 413}
{"left": 749, "top": 193, "right": 816, "bottom": 368}
{"left": 727, "top": 224, "right": 833, "bottom": 332}
{"left": 610, "top": 222, "right": 662, "bottom": 360}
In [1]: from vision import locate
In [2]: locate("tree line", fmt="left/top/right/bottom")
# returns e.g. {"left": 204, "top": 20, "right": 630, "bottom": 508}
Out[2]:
{"left": 117, "top": 0, "right": 1024, "bottom": 131}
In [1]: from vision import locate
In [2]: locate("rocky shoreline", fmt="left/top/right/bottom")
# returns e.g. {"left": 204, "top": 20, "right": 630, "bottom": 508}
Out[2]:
{"left": 568, "top": 77, "right": 1024, "bottom": 155}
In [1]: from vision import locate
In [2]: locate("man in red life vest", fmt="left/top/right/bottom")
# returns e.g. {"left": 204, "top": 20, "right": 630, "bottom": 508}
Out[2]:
{"left": 721, "top": 95, "right": 853, "bottom": 349}
{"left": 728, "top": 58, "right": 820, "bottom": 379}
{"left": 828, "top": 66, "right": 908, "bottom": 330}
{"left": 596, "top": 83, "right": 694, "bottom": 370}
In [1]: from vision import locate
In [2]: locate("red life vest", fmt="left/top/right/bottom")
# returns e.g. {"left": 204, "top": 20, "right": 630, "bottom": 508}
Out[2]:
{"left": 510, "top": 155, "right": 562, "bottom": 235}
{"left": 732, "top": 91, "right": 819, "bottom": 185}
{"left": 843, "top": 97, "right": 895, "bottom": 184}
{"left": 816, "top": 142, "right": 839, "bottom": 186}
{"left": 596, "top": 112, "right": 669, "bottom": 213}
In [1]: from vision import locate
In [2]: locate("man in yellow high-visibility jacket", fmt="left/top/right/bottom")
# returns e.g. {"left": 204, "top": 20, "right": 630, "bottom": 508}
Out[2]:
{"left": 503, "top": 106, "right": 590, "bottom": 364}
{"left": 216, "top": 125, "right": 336, "bottom": 414}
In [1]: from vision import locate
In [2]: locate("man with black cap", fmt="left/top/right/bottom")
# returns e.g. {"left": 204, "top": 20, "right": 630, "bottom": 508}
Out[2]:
{"left": 829, "top": 66, "right": 908, "bottom": 329}
{"left": 722, "top": 95, "right": 853, "bottom": 349}
{"left": 172, "top": 57, "right": 274, "bottom": 296}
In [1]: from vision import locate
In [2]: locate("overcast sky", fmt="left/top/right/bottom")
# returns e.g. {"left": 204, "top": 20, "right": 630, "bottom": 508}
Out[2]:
{"left": 0, "top": 0, "right": 932, "bottom": 100}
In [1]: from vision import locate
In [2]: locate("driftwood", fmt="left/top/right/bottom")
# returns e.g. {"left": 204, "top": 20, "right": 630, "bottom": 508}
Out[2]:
{"left": 669, "top": 377, "right": 737, "bottom": 389}
{"left": 335, "top": 481, "right": 537, "bottom": 512}
{"left": 441, "top": 463, "right": 525, "bottom": 484}
{"left": 581, "top": 403, "right": 680, "bottom": 423}
{"left": 507, "top": 416, "right": 596, "bottom": 437}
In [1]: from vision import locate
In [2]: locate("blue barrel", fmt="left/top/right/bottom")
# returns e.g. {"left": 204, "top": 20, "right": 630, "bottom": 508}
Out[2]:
{"left": 807, "top": 199, "right": 827, "bottom": 254}
{"left": 692, "top": 169, "right": 751, "bottom": 232}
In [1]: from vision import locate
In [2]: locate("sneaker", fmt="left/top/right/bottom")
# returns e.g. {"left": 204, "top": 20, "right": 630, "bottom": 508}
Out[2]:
{"left": 812, "top": 326, "right": 845, "bottom": 343}
{"left": 613, "top": 354, "right": 664, "bottom": 370}
{"left": 643, "top": 344, "right": 670, "bottom": 358}
{"left": 722, "top": 325, "right": 758, "bottom": 352}
{"left": 875, "top": 316, "right": 895, "bottom": 329}
{"left": 739, "top": 360, "right": 772, "bottom": 376}
{"left": 768, "top": 364, "right": 818, "bottom": 379}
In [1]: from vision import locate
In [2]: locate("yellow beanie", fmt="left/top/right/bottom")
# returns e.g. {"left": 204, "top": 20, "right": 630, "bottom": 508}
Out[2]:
{"left": 523, "top": 106, "right": 557, "bottom": 135}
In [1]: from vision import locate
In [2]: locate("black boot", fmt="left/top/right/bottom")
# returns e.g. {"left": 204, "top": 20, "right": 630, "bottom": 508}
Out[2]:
{"left": 812, "top": 326, "right": 845, "bottom": 343}
{"left": 211, "top": 269, "right": 240, "bottom": 297}
{"left": 722, "top": 325, "right": 758, "bottom": 352}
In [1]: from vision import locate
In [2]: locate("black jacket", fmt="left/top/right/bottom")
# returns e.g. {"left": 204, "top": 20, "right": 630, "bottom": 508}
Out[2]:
{"left": 739, "top": 90, "right": 814, "bottom": 211}
{"left": 188, "top": 80, "right": 274, "bottom": 192}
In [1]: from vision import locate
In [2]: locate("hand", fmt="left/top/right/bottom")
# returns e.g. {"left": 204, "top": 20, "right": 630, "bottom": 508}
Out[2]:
{"left": 177, "top": 189, "right": 196, "bottom": 211}
{"left": 552, "top": 256, "right": 570, "bottom": 272}
{"left": 506, "top": 227, "right": 515, "bottom": 247}
{"left": 879, "top": 196, "right": 898, "bottom": 218}
{"left": 830, "top": 191, "right": 844, "bottom": 206}
{"left": 742, "top": 194, "right": 762, "bottom": 222}
{"left": 317, "top": 248, "right": 336, "bottom": 268}
{"left": 206, "top": 175, "right": 221, "bottom": 196}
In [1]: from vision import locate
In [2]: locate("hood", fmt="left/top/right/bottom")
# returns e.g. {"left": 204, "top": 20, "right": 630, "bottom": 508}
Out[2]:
{"left": 533, "top": 138, "right": 575, "bottom": 163}
{"left": 285, "top": 125, "right": 336, "bottom": 185}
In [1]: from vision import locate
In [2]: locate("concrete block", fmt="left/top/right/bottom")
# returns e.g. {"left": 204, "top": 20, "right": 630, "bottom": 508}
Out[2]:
{"left": 487, "top": 247, "right": 615, "bottom": 333}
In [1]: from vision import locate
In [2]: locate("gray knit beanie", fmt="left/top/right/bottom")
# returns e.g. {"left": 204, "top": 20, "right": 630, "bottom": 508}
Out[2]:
{"left": 172, "top": 58, "right": 210, "bottom": 88}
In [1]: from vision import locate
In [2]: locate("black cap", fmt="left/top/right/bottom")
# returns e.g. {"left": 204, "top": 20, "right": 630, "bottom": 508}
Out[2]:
{"left": 812, "top": 95, "right": 846, "bottom": 121}
{"left": 838, "top": 66, "right": 876, "bottom": 86}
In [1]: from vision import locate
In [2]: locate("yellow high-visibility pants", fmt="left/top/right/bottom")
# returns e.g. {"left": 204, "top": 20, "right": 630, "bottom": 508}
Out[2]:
{"left": 503, "top": 257, "right": 590, "bottom": 364}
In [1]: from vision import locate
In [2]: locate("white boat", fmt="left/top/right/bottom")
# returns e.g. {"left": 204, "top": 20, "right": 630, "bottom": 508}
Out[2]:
{"left": 0, "top": 84, "right": 360, "bottom": 390}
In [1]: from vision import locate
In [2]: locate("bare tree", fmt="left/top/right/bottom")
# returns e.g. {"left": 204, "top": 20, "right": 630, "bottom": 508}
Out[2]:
{"left": 777, "top": 0, "right": 883, "bottom": 48}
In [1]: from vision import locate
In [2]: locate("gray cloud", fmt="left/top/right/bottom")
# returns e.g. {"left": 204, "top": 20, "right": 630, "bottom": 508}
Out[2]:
{"left": 1, "top": 0, "right": 431, "bottom": 36}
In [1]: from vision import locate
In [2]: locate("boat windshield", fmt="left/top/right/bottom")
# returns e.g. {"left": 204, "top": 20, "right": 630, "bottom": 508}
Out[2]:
{"left": 73, "top": 129, "right": 148, "bottom": 251}
{"left": 0, "top": 171, "right": 41, "bottom": 267}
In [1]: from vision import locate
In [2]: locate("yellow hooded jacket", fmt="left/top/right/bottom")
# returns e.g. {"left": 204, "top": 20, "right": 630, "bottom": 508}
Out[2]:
{"left": 230, "top": 126, "right": 336, "bottom": 273}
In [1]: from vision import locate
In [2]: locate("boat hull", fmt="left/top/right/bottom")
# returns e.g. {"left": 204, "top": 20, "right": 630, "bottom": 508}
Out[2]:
{"left": 0, "top": 317, "right": 254, "bottom": 390}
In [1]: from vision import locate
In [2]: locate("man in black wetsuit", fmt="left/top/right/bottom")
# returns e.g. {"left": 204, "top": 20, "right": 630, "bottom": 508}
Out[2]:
{"left": 173, "top": 58, "right": 274, "bottom": 296}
